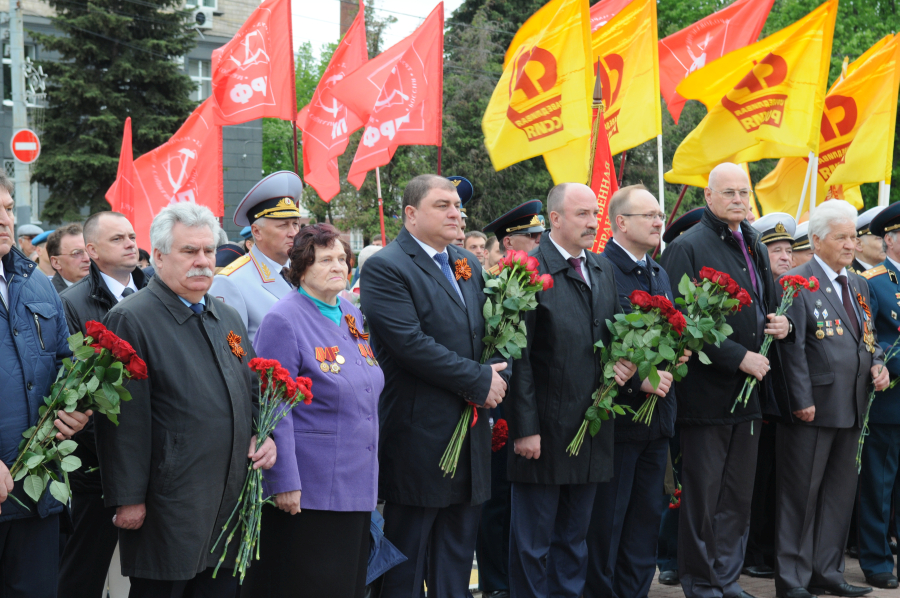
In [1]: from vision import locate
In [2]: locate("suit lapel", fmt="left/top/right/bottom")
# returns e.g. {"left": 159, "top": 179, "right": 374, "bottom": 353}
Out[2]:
{"left": 810, "top": 258, "right": 860, "bottom": 341}
{"left": 587, "top": 253, "right": 606, "bottom": 325}
{"left": 848, "top": 273, "right": 869, "bottom": 342}
{"left": 399, "top": 229, "right": 466, "bottom": 312}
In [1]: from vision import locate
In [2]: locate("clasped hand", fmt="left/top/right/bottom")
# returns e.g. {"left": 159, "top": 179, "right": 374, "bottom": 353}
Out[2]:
{"left": 485, "top": 362, "right": 508, "bottom": 409}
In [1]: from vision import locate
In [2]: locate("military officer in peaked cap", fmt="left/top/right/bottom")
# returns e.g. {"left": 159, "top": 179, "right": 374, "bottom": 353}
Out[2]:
{"left": 851, "top": 206, "right": 887, "bottom": 274}
{"left": 210, "top": 171, "right": 302, "bottom": 344}
{"left": 482, "top": 200, "right": 545, "bottom": 275}
{"left": 448, "top": 176, "right": 472, "bottom": 247}
{"left": 792, "top": 221, "right": 813, "bottom": 269}
{"left": 857, "top": 203, "right": 900, "bottom": 589}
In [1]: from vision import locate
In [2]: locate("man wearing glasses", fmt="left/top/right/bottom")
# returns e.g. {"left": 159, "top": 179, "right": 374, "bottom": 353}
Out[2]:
{"left": 663, "top": 163, "right": 793, "bottom": 598}
{"left": 46, "top": 224, "right": 90, "bottom": 293}
{"left": 482, "top": 200, "right": 545, "bottom": 275}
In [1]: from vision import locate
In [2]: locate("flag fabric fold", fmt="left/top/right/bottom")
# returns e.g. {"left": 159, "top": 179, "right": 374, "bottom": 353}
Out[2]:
{"left": 297, "top": 1, "right": 368, "bottom": 202}
{"left": 131, "top": 99, "right": 223, "bottom": 249}
{"left": 482, "top": 0, "right": 592, "bottom": 181}
{"left": 665, "top": 0, "right": 838, "bottom": 187}
{"left": 105, "top": 117, "right": 134, "bottom": 223}
{"left": 658, "top": 0, "right": 774, "bottom": 124}
{"left": 210, "top": 0, "right": 296, "bottom": 125}
{"left": 331, "top": 3, "right": 444, "bottom": 189}
{"left": 588, "top": 99, "right": 618, "bottom": 253}
{"left": 757, "top": 34, "right": 900, "bottom": 213}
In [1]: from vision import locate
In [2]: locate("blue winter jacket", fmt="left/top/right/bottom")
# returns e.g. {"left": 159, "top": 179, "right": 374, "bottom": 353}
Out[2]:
{"left": 0, "top": 247, "right": 71, "bottom": 522}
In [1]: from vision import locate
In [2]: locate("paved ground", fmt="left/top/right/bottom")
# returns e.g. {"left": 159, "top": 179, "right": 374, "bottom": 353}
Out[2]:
{"left": 645, "top": 557, "right": 899, "bottom": 598}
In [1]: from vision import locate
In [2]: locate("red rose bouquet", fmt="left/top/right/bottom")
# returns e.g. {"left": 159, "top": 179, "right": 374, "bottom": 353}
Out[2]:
{"left": 732, "top": 274, "right": 819, "bottom": 411}
{"left": 9, "top": 321, "right": 146, "bottom": 508}
{"left": 491, "top": 419, "right": 508, "bottom": 452}
{"left": 632, "top": 270, "right": 750, "bottom": 425}
{"left": 212, "top": 358, "right": 312, "bottom": 581}
{"left": 439, "top": 250, "right": 552, "bottom": 477}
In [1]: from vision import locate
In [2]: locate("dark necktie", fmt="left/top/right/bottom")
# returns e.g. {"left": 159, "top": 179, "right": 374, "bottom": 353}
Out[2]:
{"left": 732, "top": 230, "right": 758, "bottom": 290}
{"left": 281, "top": 267, "right": 291, "bottom": 285}
{"left": 188, "top": 303, "right": 204, "bottom": 315}
{"left": 433, "top": 253, "right": 464, "bottom": 302}
{"left": 568, "top": 257, "right": 586, "bottom": 284}
{"left": 835, "top": 275, "right": 861, "bottom": 337}
{"left": 121, "top": 287, "right": 134, "bottom": 297}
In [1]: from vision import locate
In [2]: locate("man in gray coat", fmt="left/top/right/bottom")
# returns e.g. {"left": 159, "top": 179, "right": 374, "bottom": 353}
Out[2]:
{"left": 775, "top": 199, "right": 888, "bottom": 598}
{"left": 95, "top": 203, "right": 276, "bottom": 597}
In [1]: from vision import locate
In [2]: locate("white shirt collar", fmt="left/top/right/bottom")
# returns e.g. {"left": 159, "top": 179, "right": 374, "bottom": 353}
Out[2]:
{"left": 62, "top": 277, "right": 74, "bottom": 287}
{"left": 99, "top": 271, "right": 136, "bottom": 302}
{"left": 548, "top": 232, "right": 585, "bottom": 262}
{"left": 856, "top": 259, "right": 873, "bottom": 271}
{"left": 612, "top": 238, "right": 646, "bottom": 264}
{"left": 409, "top": 232, "right": 447, "bottom": 259}
{"left": 813, "top": 254, "right": 848, "bottom": 283}
{"left": 886, "top": 256, "right": 900, "bottom": 273}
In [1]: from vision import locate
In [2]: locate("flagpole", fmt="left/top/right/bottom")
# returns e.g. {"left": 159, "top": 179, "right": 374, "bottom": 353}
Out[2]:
{"left": 437, "top": 145, "right": 442, "bottom": 176}
{"left": 375, "top": 166, "right": 386, "bottom": 246}
{"left": 618, "top": 151, "right": 627, "bottom": 186}
{"left": 808, "top": 155, "right": 819, "bottom": 214}
{"left": 795, "top": 151, "right": 814, "bottom": 222}
{"left": 657, "top": 134, "right": 665, "bottom": 250}
{"left": 879, "top": 180, "right": 890, "bottom": 207}
{"left": 293, "top": 124, "right": 299, "bottom": 176}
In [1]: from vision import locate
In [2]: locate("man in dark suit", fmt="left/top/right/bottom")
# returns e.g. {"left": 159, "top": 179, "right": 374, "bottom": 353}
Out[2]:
{"left": 664, "top": 162, "right": 792, "bottom": 598}
{"left": 46, "top": 224, "right": 90, "bottom": 293}
{"left": 776, "top": 199, "right": 888, "bottom": 598}
{"left": 506, "top": 183, "right": 638, "bottom": 598}
{"left": 360, "top": 174, "right": 510, "bottom": 598}
{"left": 858, "top": 203, "right": 900, "bottom": 590}
{"left": 585, "top": 184, "right": 680, "bottom": 598}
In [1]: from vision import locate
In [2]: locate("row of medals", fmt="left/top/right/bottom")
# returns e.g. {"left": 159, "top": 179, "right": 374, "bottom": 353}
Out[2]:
{"left": 814, "top": 320, "right": 877, "bottom": 353}
{"left": 319, "top": 348, "right": 378, "bottom": 374}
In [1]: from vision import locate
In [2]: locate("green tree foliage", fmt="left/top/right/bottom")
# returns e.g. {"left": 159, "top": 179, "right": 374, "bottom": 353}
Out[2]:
{"left": 31, "top": 0, "right": 197, "bottom": 222}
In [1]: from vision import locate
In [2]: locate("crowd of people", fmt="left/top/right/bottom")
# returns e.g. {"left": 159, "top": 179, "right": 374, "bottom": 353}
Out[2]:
{"left": 1, "top": 162, "right": 899, "bottom": 598}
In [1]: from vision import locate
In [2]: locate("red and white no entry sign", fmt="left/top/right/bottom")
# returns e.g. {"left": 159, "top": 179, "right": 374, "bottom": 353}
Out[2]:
{"left": 11, "top": 129, "right": 40, "bottom": 164}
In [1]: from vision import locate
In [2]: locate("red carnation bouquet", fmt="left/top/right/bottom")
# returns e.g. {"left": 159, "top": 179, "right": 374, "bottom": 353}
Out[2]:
{"left": 9, "top": 321, "right": 146, "bottom": 508}
{"left": 440, "top": 249, "right": 553, "bottom": 477}
{"left": 212, "top": 358, "right": 312, "bottom": 582}
{"left": 732, "top": 274, "right": 819, "bottom": 411}
{"left": 491, "top": 419, "right": 508, "bottom": 452}
{"left": 632, "top": 270, "right": 750, "bottom": 425}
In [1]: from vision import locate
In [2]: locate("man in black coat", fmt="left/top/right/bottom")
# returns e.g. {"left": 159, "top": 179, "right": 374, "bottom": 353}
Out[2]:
{"left": 95, "top": 203, "right": 276, "bottom": 597}
{"left": 360, "top": 174, "right": 510, "bottom": 598}
{"left": 506, "top": 183, "right": 638, "bottom": 598}
{"left": 57, "top": 211, "right": 147, "bottom": 598}
{"left": 586, "top": 184, "right": 680, "bottom": 598}
{"left": 663, "top": 163, "right": 792, "bottom": 598}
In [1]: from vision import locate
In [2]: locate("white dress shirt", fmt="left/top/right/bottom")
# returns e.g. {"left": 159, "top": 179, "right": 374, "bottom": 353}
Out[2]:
{"left": 0, "top": 259, "right": 8, "bottom": 309}
{"left": 612, "top": 238, "right": 646, "bottom": 264}
{"left": 814, "top": 254, "right": 861, "bottom": 327}
{"left": 99, "top": 271, "right": 137, "bottom": 302}
{"left": 409, "top": 232, "right": 465, "bottom": 302}
{"left": 549, "top": 232, "right": 590, "bottom": 288}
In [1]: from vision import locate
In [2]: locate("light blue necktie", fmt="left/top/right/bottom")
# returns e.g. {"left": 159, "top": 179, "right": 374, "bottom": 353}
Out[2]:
{"left": 189, "top": 303, "right": 204, "bottom": 315}
{"left": 636, "top": 259, "right": 647, "bottom": 268}
{"left": 433, "top": 253, "right": 464, "bottom": 302}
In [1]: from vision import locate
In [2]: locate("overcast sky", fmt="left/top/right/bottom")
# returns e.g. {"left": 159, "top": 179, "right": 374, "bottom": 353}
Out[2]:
{"left": 291, "top": 0, "right": 466, "bottom": 58}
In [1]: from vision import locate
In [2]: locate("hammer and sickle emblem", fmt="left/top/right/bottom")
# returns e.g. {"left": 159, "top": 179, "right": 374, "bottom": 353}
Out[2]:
{"left": 595, "top": 53, "right": 624, "bottom": 108}
{"left": 729, "top": 53, "right": 788, "bottom": 99}
{"left": 509, "top": 47, "right": 558, "bottom": 101}
{"left": 165, "top": 148, "right": 197, "bottom": 192}
{"left": 820, "top": 95, "right": 858, "bottom": 142}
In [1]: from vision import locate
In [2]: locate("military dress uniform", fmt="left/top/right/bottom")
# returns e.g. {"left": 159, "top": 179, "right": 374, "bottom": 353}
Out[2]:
{"left": 482, "top": 200, "right": 545, "bottom": 275}
{"left": 850, "top": 206, "right": 886, "bottom": 275}
{"left": 857, "top": 204, "right": 900, "bottom": 588}
{"left": 210, "top": 171, "right": 302, "bottom": 343}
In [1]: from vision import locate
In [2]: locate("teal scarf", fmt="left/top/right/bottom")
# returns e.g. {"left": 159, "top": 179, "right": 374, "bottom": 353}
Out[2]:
{"left": 299, "top": 286, "right": 342, "bottom": 326}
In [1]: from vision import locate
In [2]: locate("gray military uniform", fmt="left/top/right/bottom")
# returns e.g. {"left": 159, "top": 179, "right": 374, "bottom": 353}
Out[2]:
{"left": 210, "top": 243, "right": 292, "bottom": 344}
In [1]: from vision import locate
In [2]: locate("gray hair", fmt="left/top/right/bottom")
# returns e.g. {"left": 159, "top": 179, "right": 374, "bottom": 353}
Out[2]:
{"left": 808, "top": 200, "right": 857, "bottom": 243}
{"left": 216, "top": 227, "right": 229, "bottom": 247}
{"left": 884, "top": 230, "right": 899, "bottom": 252}
{"left": 149, "top": 203, "right": 221, "bottom": 265}
{"left": 547, "top": 183, "right": 571, "bottom": 215}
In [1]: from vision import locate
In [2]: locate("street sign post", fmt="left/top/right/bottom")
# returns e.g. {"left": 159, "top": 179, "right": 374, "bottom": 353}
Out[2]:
{"left": 11, "top": 128, "right": 40, "bottom": 164}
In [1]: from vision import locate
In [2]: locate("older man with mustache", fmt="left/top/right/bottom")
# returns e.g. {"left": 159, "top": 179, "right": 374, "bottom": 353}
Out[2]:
{"left": 95, "top": 203, "right": 276, "bottom": 598}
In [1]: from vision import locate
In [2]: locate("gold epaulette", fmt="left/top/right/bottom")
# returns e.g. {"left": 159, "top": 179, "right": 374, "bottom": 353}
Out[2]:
{"left": 487, "top": 263, "right": 501, "bottom": 276}
{"left": 218, "top": 254, "right": 250, "bottom": 276}
{"left": 862, "top": 265, "right": 887, "bottom": 279}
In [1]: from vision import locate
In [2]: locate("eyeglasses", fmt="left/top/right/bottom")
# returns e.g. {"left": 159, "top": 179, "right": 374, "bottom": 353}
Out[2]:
{"left": 61, "top": 249, "right": 87, "bottom": 259}
{"left": 621, "top": 212, "right": 666, "bottom": 222}
{"left": 711, "top": 188, "right": 752, "bottom": 200}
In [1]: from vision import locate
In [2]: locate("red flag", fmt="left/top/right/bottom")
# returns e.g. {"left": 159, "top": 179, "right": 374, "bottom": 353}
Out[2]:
{"left": 589, "top": 0, "right": 633, "bottom": 31}
{"left": 297, "top": 1, "right": 368, "bottom": 202}
{"left": 105, "top": 117, "right": 135, "bottom": 223}
{"left": 210, "top": 0, "right": 296, "bottom": 125}
{"left": 132, "top": 99, "right": 223, "bottom": 250}
{"left": 331, "top": 3, "right": 444, "bottom": 189}
{"left": 589, "top": 93, "right": 618, "bottom": 253}
{"left": 658, "top": 0, "right": 774, "bottom": 124}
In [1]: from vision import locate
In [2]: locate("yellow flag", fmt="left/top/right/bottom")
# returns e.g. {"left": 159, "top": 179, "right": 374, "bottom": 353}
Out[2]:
{"left": 482, "top": 0, "right": 592, "bottom": 175}
{"left": 756, "top": 34, "right": 900, "bottom": 213}
{"left": 665, "top": 0, "right": 838, "bottom": 186}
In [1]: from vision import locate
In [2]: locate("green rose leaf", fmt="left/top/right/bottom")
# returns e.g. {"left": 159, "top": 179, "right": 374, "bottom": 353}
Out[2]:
{"left": 638, "top": 361, "right": 652, "bottom": 382}
{"left": 72, "top": 345, "right": 96, "bottom": 361}
{"left": 60, "top": 455, "right": 82, "bottom": 472}
{"left": 67, "top": 332, "right": 85, "bottom": 354}
{"left": 649, "top": 368, "right": 661, "bottom": 389}
{"left": 23, "top": 474, "right": 45, "bottom": 502}
{"left": 49, "top": 480, "right": 69, "bottom": 503}
{"left": 24, "top": 452, "right": 44, "bottom": 469}
{"left": 505, "top": 340, "right": 522, "bottom": 360}
{"left": 676, "top": 363, "right": 689, "bottom": 377}
{"left": 697, "top": 351, "right": 712, "bottom": 365}
{"left": 658, "top": 344, "right": 676, "bottom": 361}
{"left": 589, "top": 418, "right": 602, "bottom": 437}
{"left": 57, "top": 440, "right": 78, "bottom": 456}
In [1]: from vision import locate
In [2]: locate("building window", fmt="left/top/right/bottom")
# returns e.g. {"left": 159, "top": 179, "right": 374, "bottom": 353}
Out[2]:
{"left": 350, "top": 229, "right": 364, "bottom": 252}
{"left": 185, "top": 0, "right": 217, "bottom": 9}
{"left": 188, "top": 58, "right": 211, "bottom": 102}
{"left": 3, "top": 44, "right": 36, "bottom": 105}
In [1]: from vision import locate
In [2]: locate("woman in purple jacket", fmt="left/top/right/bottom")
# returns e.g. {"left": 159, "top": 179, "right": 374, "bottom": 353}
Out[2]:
{"left": 243, "top": 223, "right": 384, "bottom": 598}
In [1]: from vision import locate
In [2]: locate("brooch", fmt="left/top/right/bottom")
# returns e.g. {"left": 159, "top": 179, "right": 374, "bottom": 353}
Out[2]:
{"left": 345, "top": 314, "right": 369, "bottom": 341}
{"left": 454, "top": 258, "right": 472, "bottom": 281}
{"left": 226, "top": 331, "right": 246, "bottom": 362}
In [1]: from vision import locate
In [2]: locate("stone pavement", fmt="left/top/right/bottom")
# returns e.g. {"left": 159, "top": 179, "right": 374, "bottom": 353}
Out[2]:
{"left": 646, "top": 557, "right": 899, "bottom": 598}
